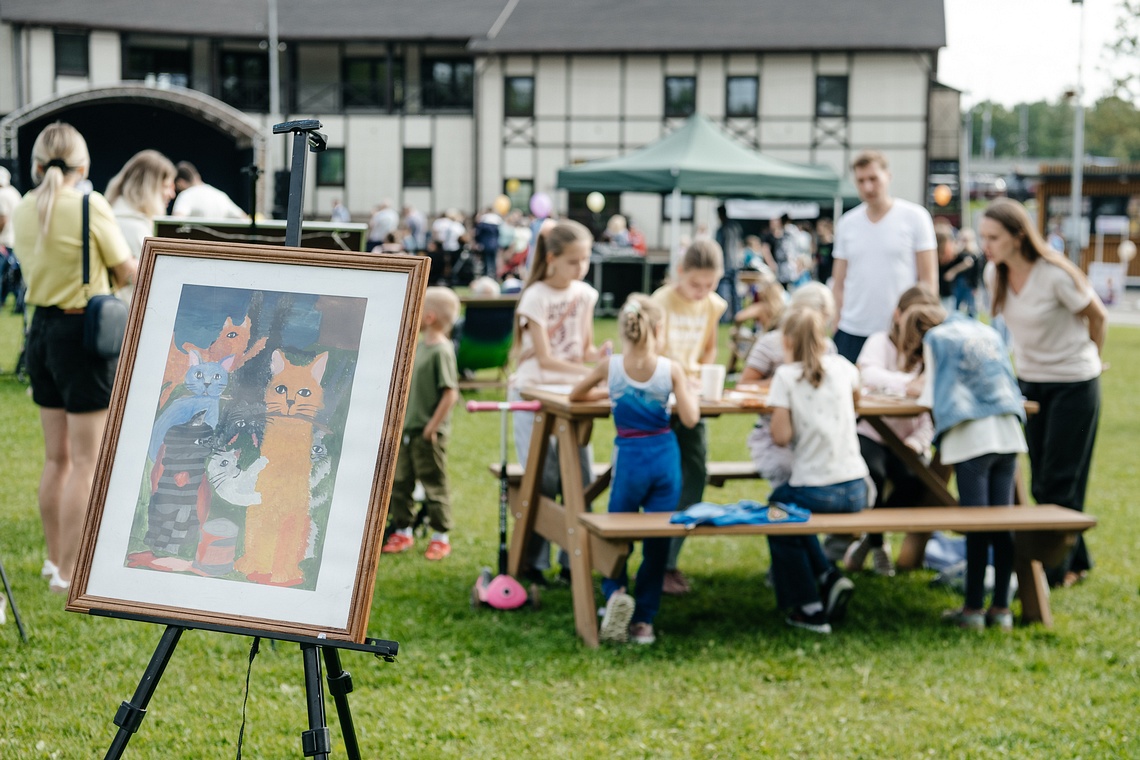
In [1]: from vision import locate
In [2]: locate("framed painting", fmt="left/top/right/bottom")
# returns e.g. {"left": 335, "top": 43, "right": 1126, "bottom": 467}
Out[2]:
{"left": 67, "top": 238, "right": 429, "bottom": 643}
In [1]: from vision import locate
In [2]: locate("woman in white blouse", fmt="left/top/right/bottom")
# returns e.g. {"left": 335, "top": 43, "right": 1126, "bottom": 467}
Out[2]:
{"left": 105, "top": 150, "right": 176, "bottom": 258}
{"left": 980, "top": 198, "right": 1106, "bottom": 588}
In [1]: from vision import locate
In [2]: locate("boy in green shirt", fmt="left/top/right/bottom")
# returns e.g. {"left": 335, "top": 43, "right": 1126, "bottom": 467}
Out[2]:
{"left": 382, "top": 287, "right": 461, "bottom": 560}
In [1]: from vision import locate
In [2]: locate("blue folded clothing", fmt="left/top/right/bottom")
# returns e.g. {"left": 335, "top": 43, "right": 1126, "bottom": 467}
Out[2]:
{"left": 670, "top": 499, "right": 810, "bottom": 528}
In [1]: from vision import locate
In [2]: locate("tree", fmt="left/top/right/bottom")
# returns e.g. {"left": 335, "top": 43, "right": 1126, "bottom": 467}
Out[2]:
{"left": 1106, "top": 0, "right": 1140, "bottom": 103}
{"left": 1084, "top": 96, "right": 1140, "bottom": 160}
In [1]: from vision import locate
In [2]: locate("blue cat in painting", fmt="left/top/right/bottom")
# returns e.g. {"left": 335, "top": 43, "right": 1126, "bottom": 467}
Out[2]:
{"left": 149, "top": 351, "right": 236, "bottom": 461}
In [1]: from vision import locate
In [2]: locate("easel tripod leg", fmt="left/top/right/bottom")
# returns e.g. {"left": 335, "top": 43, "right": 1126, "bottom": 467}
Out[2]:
{"left": 105, "top": 626, "right": 184, "bottom": 760}
{"left": 323, "top": 647, "right": 362, "bottom": 760}
{"left": 301, "top": 643, "right": 331, "bottom": 759}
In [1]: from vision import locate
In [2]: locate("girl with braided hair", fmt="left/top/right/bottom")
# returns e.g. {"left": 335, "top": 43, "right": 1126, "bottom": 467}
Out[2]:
{"left": 570, "top": 294, "right": 699, "bottom": 644}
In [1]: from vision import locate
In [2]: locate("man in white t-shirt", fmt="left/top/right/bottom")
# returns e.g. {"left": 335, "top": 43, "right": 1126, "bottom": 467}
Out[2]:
{"left": 171, "top": 161, "right": 247, "bottom": 219}
{"left": 831, "top": 150, "right": 937, "bottom": 362}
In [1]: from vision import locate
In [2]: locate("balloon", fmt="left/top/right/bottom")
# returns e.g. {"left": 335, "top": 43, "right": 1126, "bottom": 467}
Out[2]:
{"left": 529, "top": 192, "right": 552, "bottom": 218}
{"left": 1118, "top": 239, "right": 1137, "bottom": 264}
{"left": 493, "top": 194, "right": 511, "bottom": 216}
{"left": 586, "top": 191, "right": 605, "bottom": 213}
{"left": 933, "top": 184, "right": 952, "bottom": 207}
{"left": 505, "top": 178, "right": 521, "bottom": 194}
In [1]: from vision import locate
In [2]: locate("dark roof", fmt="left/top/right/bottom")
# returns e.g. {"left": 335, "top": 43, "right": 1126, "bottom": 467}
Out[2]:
{"left": 471, "top": 0, "right": 946, "bottom": 53}
{"left": 0, "top": 0, "right": 504, "bottom": 40}
{"left": 0, "top": 0, "right": 945, "bottom": 49}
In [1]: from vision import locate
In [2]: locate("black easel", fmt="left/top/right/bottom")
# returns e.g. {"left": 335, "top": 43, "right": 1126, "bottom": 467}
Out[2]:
{"left": 0, "top": 555, "right": 28, "bottom": 643}
{"left": 102, "top": 119, "right": 399, "bottom": 759}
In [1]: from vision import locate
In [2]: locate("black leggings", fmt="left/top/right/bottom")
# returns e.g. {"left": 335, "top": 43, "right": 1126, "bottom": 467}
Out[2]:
{"left": 859, "top": 434, "right": 926, "bottom": 548}
{"left": 1019, "top": 377, "right": 1099, "bottom": 583}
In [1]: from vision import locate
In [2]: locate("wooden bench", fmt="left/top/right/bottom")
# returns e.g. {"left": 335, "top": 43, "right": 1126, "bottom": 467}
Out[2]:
{"left": 576, "top": 504, "right": 1096, "bottom": 641}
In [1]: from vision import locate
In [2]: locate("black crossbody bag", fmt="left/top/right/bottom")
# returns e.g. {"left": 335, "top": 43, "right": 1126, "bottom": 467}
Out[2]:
{"left": 81, "top": 193, "right": 129, "bottom": 358}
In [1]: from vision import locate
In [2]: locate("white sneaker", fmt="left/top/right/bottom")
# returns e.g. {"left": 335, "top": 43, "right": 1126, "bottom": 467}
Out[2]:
{"left": 0, "top": 595, "right": 7, "bottom": 625}
{"left": 41, "top": 559, "right": 58, "bottom": 579}
{"left": 599, "top": 589, "right": 635, "bottom": 643}
{"left": 49, "top": 570, "right": 70, "bottom": 595}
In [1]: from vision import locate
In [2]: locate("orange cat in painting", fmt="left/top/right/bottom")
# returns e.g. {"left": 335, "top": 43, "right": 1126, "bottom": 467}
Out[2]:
{"left": 159, "top": 316, "right": 268, "bottom": 407}
{"left": 234, "top": 349, "right": 328, "bottom": 586}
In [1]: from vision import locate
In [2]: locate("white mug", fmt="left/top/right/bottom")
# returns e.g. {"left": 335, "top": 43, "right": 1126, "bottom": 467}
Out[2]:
{"left": 699, "top": 364, "right": 726, "bottom": 401}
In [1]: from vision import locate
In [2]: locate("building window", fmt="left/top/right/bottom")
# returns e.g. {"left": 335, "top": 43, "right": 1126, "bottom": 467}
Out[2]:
{"left": 664, "top": 76, "right": 696, "bottom": 118}
{"left": 662, "top": 192, "right": 694, "bottom": 221}
{"left": 403, "top": 148, "right": 433, "bottom": 187}
{"left": 343, "top": 56, "right": 404, "bottom": 110}
{"left": 726, "top": 76, "right": 758, "bottom": 118}
{"left": 504, "top": 76, "right": 535, "bottom": 118}
{"left": 422, "top": 58, "right": 473, "bottom": 111}
{"left": 504, "top": 178, "right": 533, "bottom": 212}
{"left": 317, "top": 148, "right": 346, "bottom": 187}
{"left": 816, "top": 75, "right": 849, "bottom": 118}
{"left": 54, "top": 30, "right": 89, "bottom": 77}
{"left": 124, "top": 44, "right": 191, "bottom": 88}
{"left": 219, "top": 50, "right": 269, "bottom": 112}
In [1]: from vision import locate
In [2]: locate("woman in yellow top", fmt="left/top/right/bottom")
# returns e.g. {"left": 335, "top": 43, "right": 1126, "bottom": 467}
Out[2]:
{"left": 13, "top": 122, "right": 135, "bottom": 593}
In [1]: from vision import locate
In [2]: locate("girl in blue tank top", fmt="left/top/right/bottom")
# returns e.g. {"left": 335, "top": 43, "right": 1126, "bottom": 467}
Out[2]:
{"left": 570, "top": 294, "right": 699, "bottom": 644}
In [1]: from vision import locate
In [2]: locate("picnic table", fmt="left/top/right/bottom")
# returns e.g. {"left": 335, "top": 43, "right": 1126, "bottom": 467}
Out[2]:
{"left": 507, "top": 386, "right": 1088, "bottom": 646}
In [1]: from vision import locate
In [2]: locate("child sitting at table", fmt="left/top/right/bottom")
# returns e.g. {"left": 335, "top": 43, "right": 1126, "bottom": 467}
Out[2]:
{"left": 740, "top": 282, "right": 834, "bottom": 488}
{"left": 843, "top": 285, "right": 942, "bottom": 577}
{"left": 509, "top": 219, "right": 609, "bottom": 584}
{"left": 910, "top": 310, "right": 1027, "bottom": 631}
{"left": 569, "top": 294, "right": 699, "bottom": 644}
{"left": 766, "top": 302, "right": 867, "bottom": 635}
{"left": 650, "top": 239, "right": 726, "bottom": 595}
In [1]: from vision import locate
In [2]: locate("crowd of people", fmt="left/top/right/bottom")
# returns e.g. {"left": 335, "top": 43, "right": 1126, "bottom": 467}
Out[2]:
{"left": 5, "top": 121, "right": 1106, "bottom": 646}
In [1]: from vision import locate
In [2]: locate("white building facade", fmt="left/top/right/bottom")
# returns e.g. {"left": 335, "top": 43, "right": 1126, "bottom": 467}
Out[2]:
{"left": 0, "top": 0, "right": 947, "bottom": 249}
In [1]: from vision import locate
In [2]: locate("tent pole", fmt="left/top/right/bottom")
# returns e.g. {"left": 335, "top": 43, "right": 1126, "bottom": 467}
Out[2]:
{"left": 670, "top": 186, "right": 682, "bottom": 271}
{"left": 833, "top": 195, "right": 842, "bottom": 221}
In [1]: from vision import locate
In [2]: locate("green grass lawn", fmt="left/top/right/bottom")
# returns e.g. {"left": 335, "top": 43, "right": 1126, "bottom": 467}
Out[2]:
{"left": 1, "top": 308, "right": 1138, "bottom": 758}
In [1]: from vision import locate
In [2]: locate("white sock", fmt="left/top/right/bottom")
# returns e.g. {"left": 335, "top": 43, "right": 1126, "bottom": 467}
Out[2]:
{"left": 802, "top": 601, "right": 824, "bottom": 615}
{"left": 431, "top": 532, "right": 449, "bottom": 544}
{"left": 395, "top": 528, "right": 413, "bottom": 538}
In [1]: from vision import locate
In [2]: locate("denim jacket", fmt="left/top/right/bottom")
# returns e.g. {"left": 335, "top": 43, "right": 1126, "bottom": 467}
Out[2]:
{"left": 924, "top": 314, "right": 1026, "bottom": 440}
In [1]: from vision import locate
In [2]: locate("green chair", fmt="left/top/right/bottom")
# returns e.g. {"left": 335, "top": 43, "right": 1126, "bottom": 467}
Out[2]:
{"left": 455, "top": 295, "right": 519, "bottom": 389}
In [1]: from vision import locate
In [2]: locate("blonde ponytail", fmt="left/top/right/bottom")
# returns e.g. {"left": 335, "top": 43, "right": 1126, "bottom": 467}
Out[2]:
{"left": 30, "top": 122, "right": 90, "bottom": 235}
{"left": 618, "top": 293, "right": 662, "bottom": 349}
{"left": 782, "top": 304, "right": 828, "bottom": 387}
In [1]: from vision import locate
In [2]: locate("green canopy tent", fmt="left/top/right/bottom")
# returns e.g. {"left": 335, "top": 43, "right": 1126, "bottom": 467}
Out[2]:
{"left": 556, "top": 114, "right": 843, "bottom": 265}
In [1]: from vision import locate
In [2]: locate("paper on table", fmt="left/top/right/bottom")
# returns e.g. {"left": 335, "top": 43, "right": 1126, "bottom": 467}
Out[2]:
{"left": 533, "top": 384, "right": 574, "bottom": 394}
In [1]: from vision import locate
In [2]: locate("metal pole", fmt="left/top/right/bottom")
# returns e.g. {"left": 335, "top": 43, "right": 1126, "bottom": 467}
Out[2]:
{"left": 961, "top": 105, "right": 972, "bottom": 230}
{"left": 1069, "top": 0, "right": 1086, "bottom": 266}
{"left": 669, "top": 184, "right": 681, "bottom": 271}
{"left": 267, "top": 0, "right": 282, "bottom": 219}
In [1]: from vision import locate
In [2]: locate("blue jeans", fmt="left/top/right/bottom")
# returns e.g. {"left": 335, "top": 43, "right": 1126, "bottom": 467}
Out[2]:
{"left": 767, "top": 479, "right": 867, "bottom": 609}
{"left": 717, "top": 269, "right": 740, "bottom": 323}
{"left": 601, "top": 433, "right": 682, "bottom": 625}
{"left": 833, "top": 330, "right": 867, "bottom": 364}
{"left": 954, "top": 452, "right": 1016, "bottom": 609}
{"left": 953, "top": 277, "right": 976, "bottom": 317}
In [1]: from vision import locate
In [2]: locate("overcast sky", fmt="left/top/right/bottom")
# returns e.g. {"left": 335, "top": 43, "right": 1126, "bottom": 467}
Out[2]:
{"left": 940, "top": 0, "right": 1133, "bottom": 106}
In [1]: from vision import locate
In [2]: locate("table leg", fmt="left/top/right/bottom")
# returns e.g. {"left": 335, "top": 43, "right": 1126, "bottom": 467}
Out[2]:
{"left": 555, "top": 418, "right": 600, "bottom": 647}
{"left": 863, "top": 417, "right": 955, "bottom": 570}
{"left": 507, "top": 411, "right": 554, "bottom": 578}
{"left": 1014, "top": 557, "right": 1052, "bottom": 627}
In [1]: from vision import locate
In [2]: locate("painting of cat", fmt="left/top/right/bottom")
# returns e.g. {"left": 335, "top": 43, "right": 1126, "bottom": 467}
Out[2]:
{"left": 148, "top": 351, "right": 234, "bottom": 462}
{"left": 234, "top": 349, "right": 328, "bottom": 586}
{"left": 207, "top": 448, "right": 268, "bottom": 507}
{"left": 128, "top": 410, "right": 214, "bottom": 571}
{"left": 159, "top": 316, "right": 267, "bottom": 407}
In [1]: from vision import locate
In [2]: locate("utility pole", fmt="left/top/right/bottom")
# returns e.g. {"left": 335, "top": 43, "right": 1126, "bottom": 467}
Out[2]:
{"left": 1069, "top": 0, "right": 1086, "bottom": 266}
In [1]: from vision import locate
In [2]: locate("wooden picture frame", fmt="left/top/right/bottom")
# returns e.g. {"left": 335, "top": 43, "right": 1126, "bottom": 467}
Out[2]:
{"left": 67, "top": 238, "right": 428, "bottom": 643}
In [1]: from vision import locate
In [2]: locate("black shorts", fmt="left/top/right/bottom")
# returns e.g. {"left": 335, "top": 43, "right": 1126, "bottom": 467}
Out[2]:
{"left": 26, "top": 307, "right": 117, "bottom": 413}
